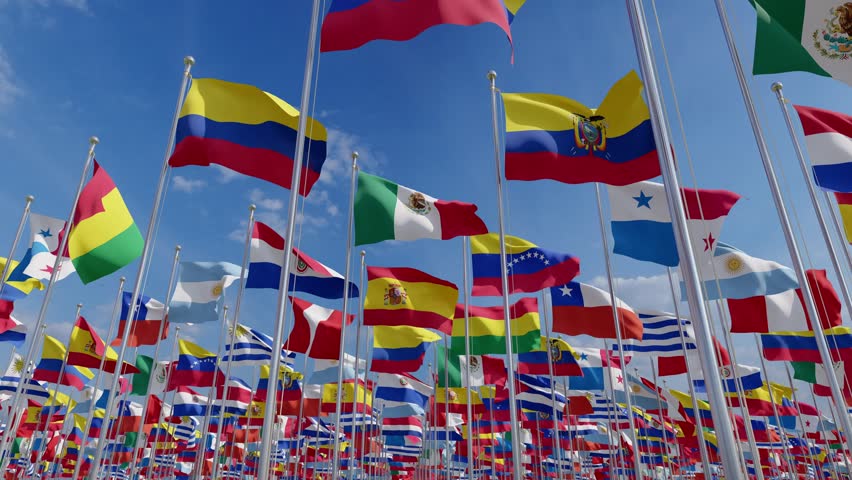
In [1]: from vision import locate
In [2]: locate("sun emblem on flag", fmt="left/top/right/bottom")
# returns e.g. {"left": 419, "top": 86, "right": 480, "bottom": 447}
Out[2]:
{"left": 549, "top": 339, "right": 562, "bottom": 362}
{"left": 725, "top": 256, "right": 743, "bottom": 275}
{"left": 573, "top": 114, "right": 608, "bottom": 156}
{"left": 813, "top": 3, "right": 852, "bottom": 59}
{"left": 211, "top": 282, "right": 224, "bottom": 297}
{"left": 12, "top": 357, "right": 24, "bottom": 374}
{"left": 406, "top": 192, "right": 432, "bottom": 215}
{"left": 631, "top": 384, "right": 642, "bottom": 394}
{"left": 383, "top": 283, "right": 408, "bottom": 306}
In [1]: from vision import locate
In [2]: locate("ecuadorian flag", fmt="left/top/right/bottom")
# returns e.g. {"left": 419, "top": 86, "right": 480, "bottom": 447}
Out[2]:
{"left": 169, "top": 78, "right": 327, "bottom": 197}
{"left": 502, "top": 70, "right": 660, "bottom": 186}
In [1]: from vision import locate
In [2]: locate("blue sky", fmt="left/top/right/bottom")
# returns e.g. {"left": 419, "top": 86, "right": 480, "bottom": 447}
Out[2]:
{"left": 0, "top": 0, "right": 851, "bottom": 400}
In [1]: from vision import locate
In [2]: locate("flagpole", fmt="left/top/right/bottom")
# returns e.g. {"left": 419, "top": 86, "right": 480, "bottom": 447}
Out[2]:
{"left": 787, "top": 364, "right": 821, "bottom": 475}
{"left": 647, "top": 362, "right": 674, "bottom": 477}
{"left": 624, "top": 1, "right": 744, "bottom": 477}
{"left": 345, "top": 250, "right": 366, "bottom": 480}
{"left": 192, "top": 305, "right": 228, "bottom": 480}
{"left": 328, "top": 151, "right": 359, "bottom": 479}
{"left": 147, "top": 327, "right": 181, "bottom": 476}
{"left": 664, "top": 268, "right": 712, "bottom": 477}
{"left": 540, "top": 290, "right": 564, "bottom": 480}
{"left": 128, "top": 244, "right": 181, "bottom": 480}
{"left": 357, "top": 252, "right": 372, "bottom": 479}
{"left": 210, "top": 205, "right": 255, "bottom": 480}
{"left": 460, "top": 236, "right": 476, "bottom": 480}
{"left": 771, "top": 83, "right": 852, "bottom": 318}
{"left": 0, "top": 195, "right": 34, "bottom": 297}
{"left": 485, "top": 69, "right": 524, "bottom": 480}
{"left": 753, "top": 334, "right": 796, "bottom": 475}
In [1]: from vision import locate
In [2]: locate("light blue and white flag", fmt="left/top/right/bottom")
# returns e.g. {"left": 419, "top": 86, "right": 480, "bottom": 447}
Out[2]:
{"left": 169, "top": 262, "right": 240, "bottom": 324}
{"left": 684, "top": 243, "right": 799, "bottom": 300}
{"left": 0, "top": 354, "right": 48, "bottom": 402}
{"left": 222, "top": 323, "right": 295, "bottom": 366}
{"left": 308, "top": 353, "right": 364, "bottom": 385}
{"left": 610, "top": 311, "right": 696, "bottom": 357}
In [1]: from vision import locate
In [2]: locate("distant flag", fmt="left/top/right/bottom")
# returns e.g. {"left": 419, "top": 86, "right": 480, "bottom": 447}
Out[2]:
{"left": 727, "top": 269, "right": 842, "bottom": 333}
{"left": 169, "top": 261, "right": 240, "bottom": 324}
{"left": 566, "top": 348, "right": 613, "bottom": 391}
{"left": 364, "top": 266, "right": 458, "bottom": 334}
{"left": 610, "top": 311, "right": 695, "bottom": 357}
{"left": 0, "top": 354, "right": 48, "bottom": 402}
{"left": 607, "top": 181, "right": 740, "bottom": 267}
{"left": 794, "top": 105, "right": 852, "bottom": 191}
{"left": 694, "top": 364, "right": 763, "bottom": 393}
{"left": 450, "top": 298, "right": 540, "bottom": 355}
{"left": 172, "top": 387, "right": 209, "bottom": 417}
{"left": 748, "top": 1, "right": 852, "bottom": 86}
{"left": 436, "top": 345, "right": 506, "bottom": 388}
{"left": 67, "top": 161, "right": 143, "bottom": 284}
{"left": 320, "top": 0, "right": 514, "bottom": 54}
{"left": 308, "top": 353, "right": 364, "bottom": 385}
{"left": 687, "top": 243, "right": 800, "bottom": 301}
{"left": 550, "top": 282, "right": 642, "bottom": 340}
{"left": 286, "top": 297, "right": 352, "bottom": 360}
{"left": 834, "top": 192, "right": 852, "bottom": 243}
{"left": 791, "top": 361, "right": 846, "bottom": 397}
{"left": 67, "top": 316, "right": 139, "bottom": 374}
{"left": 113, "top": 292, "right": 168, "bottom": 347}
{"left": 658, "top": 336, "right": 731, "bottom": 377}
{"left": 517, "top": 337, "right": 582, "bottom": 376}
{"left": 502, "top": 70, "right": 660, "bottom": 186}
{"left": 371, "top": 325, "right": 440, "bottom": 374}
{"left": 222, "top": 323, "right": 295, "bottom": 367}
{"left": 169, "top": 78, "right": 327, "bottom": 196}
{"left": 470, "top": 233, "right": 580, "bottom": 296}
{"left": 374, "top": 373, "right": 433, "bottom": 418}
{"left": 246, "top": 221, "right": 357, "bottom": 299}
{"left": 0, "top": 257, "right": 44, "bottom": 301}
{"left": 21, "top": 213, "right": 75, "bottom": 281}
{"left": 169, "top": 339, "right": 221, "bottom": 388}
{"left": 0, "top": 301, "right": 25, "bottom": 346}
{"left": 354, "top": 171, "right": 488, "bottom": 246}
{"left": 32, "top": 335, "right": 94, "bottom": 391}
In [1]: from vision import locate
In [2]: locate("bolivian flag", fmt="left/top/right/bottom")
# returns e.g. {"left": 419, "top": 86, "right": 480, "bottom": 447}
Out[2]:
{"left": 450, "top": 297, "right": 540, "bottom": 355}
{"left": 68, "top": 162, "right": 143, "bottom": 284}
{"left": 364, "top": 266, "right": 458, "bottom": 334}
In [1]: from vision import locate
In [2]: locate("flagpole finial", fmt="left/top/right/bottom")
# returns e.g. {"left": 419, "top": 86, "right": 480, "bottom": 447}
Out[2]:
{"left": 770, "top": 82, "right": 783, "bottom": 93}
{"left": 25, "top": 195, "right": 34, "bottom": 203}
{"left": 360, "top": 251, "right": 366, "bottom": 257}
{"left": 77, "top": 303, "right": 82, "bottom": 308}
{"left": 184, "top": 56, "right": 195, "bottom": 66}
{"left": 249, "top": 204, "right": 256, "bottom": 212}
{"left": 89, "top": 136, "right": 99, "bottom": 145}
{"left": 487, "top": 70, "right": 497, "bottom": 81}
{"left": 175, "top": 245, "right": 181, "bottom": 252}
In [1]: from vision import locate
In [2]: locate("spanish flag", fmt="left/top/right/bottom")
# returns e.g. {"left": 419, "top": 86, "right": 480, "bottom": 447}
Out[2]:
{"left": 67, "top": 316, "right": 138, "bottom": 374}
{"left": 67, "top": 162, "right": 143, "bottom": 284}
{"left": 450, "top": 297, "right": 540, "bottom": 355}
{"left": 364, "top": 266, "right": 458, "bottom": 334}
{"left": 321, "top": 378, "right": 373, "bottom": 414}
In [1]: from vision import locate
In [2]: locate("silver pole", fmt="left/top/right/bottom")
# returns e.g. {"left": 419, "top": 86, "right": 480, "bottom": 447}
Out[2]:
{"left": 753, "top": 334, "right": 796, "bottom": 475}
{"left": 0, "top": 195, "right": 34, "bottom": 296}
{"left": 772, "top": 83, "right": 852, "bottom": 317}
{"left": 0, "top": 137, "right": 98, "bottom": 473}
{"left": 329, "top": 152, "right": 359, "bottom": 477}
{"left": 485, "top": 69, "right": 523, "bottom": 480}
{"left": 128, "top": 245, "right": 181, "bottom": 480}
{"left": 72, "top": 276, "right": 125, "bottom": 480}
{"left": 192, "top": 306, "right": 228, "bottom": 480}
{"left": 625, "top": 0, "right": 744, "bottom": 476}
{"left": 461, "top": 237, "right": 475, "bottom": 480}
{"left": 540, "top": 291, "right": 564, "bottom": 480}
{"left": 211, "top": 205, "right": 255, "bottom": 480}
{"left": 147, "top": 327, "right": 181, "bottom": 475}
{"left": 257, "top": 1, "right": 322, "bottom": 474}
{"left": 712, "top": 0, "right": 852, "bottom": 454}
{"left": 90, "top": 55, "right": 194, "bottom": 479}
{"left": 347, "top": 250, "right": 367, "bottom": 479}
{"left": 593, "top": 183, "right": 642, "bottom": 476}
{"left": 358, "top": 253, "right": 371, "bottom": 480}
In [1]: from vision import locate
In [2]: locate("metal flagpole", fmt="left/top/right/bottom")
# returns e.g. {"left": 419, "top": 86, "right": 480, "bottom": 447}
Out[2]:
{"left": 442, "top": 334, "right": 451, "bottom": 480}
{"left": 599, "top": 348, "right": 624, "bottom": 478}
{"left": 128, "top": 245, "right": 181, "bottom": 480}
{"left": 540, "top": 291, "right": 564, "bottom": 480}
{"left": 0, "top": 195, "right": 34, "bottom": 296}
{"left": 211, "top": 205, "right": 255, "bottom": 480}
{"left": 787, "top": 364, "right": 821, "bottom": 476}
{"left": 148, "top": 331, "right": 180, "bottom": 479}
{"left": 329, "top": 152, "right": 359, "bottom": 478}
{"left": 593, "top": 183, "right": 641, "bottom": 476}
{"left": 461, "top": 237, "right": 476, "bottom": 480}
{"left": 0, "top": 327, "right": 44, "bottom": 473}
{"left": 1, "top": 138, "right": 98, "bottom": 466}
{"left": 752, "top": 334, "right": 796, "bottom": 475}
{"left": 90, "top": 55, "right": 194, "bottom": 480}
{"left": 712, "top": 0, "right": 852, "bottom": 455}
{"left": 257, "top": 0, "right": 322, "bottom": 476}
{"left": 485, "top": 69, "right": 524, "bottom": 480}
{"left": 624, "top": 1, "right": 744, "bottom": 477}
{"left": 823, "top": 191, "right": 852, "bottom": 274}
{"left": 347, "top": 250, "right": 367, "bottom": 479}
{"left": 771, "top": 83, "right": 852, "bottom": 318}
{"left": 192, "top": 305, "right": 228, "bottom": 480}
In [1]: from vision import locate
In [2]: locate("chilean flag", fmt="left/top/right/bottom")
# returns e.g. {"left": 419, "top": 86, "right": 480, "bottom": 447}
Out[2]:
{"left": 549, "top": 282, "right": 642, "bottom": 340}
{"left": 246, "top": 221, "right": 358, "bottom": 299}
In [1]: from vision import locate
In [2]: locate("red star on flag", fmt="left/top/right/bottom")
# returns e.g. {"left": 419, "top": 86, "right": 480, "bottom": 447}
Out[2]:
{"left": 703, "top": 232, "right": 716, "bottom": 252}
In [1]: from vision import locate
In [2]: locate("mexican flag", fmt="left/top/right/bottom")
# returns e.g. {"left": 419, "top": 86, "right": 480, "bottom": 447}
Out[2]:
{"left": 354, "top": 171, "right": 488, "bottom": 246}
{"left": 750, "top": 0, "right": 852, "bottom": 86}
{"left": 791, "top": 360, "right": 845, "bottom": 396}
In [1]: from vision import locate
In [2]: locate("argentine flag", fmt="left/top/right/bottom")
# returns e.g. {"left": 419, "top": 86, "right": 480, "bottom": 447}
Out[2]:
{"left": 169, "top": 261, "right": 240, "bottom": 324}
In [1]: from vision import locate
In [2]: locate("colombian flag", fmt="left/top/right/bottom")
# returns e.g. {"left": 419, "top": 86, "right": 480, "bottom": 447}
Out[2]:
{"left": 371, "top": 325, "right": 440, "bottom": 373}
{"left": 364, "top": 266, "right": 458, "bottom": 334}
{"left": 760, "top": 326, "right": 852, "bottom": 363}
{"left": 32, "top": 335, "right": 94, "bottom": 391}
{"left": 67, "top": 162, "right": 143, "bottom": 284}
{"left": 470, "top": 234, "right": 580, "bottom": 297}
{"left": 450, "top": 298, "right": 540, "bottom": 355}
{"left": 502, "top": 70, "right": 660, "bottom": 186}
{"left": 169, "top": 78, "right": 327, "bottom": 197}
{"left": 67, "top": 316, "right": 138, "bottom": 374}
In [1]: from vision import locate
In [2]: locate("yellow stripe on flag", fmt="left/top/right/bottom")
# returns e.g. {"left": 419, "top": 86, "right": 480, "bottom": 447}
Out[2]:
{"left": 68, "top": 188, "right": 136, "bottom": 258}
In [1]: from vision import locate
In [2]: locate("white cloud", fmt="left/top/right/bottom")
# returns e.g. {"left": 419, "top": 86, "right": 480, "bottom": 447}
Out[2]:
{"left": 249, "top": 188, "right": 284, "bottom": 211}
{"left": 306, "top": 189, "right": 340, "bottom": 217}
{"left": 0, "top": 46, "right": 22, "bottom": 109}
{"left": 212, "top": 165, "right": 242, "bottom": 184}
{"left": 172, "top": 175, "right": 206, "bottom": 193}
{"left": 589, "top": 273, "right": 680, "bottom": 313}
{"left": 320, "top": 128, "right": 383, "bottom": 185}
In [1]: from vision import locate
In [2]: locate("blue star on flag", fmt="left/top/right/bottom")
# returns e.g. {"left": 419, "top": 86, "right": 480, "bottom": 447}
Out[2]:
{"left": 633, "top": 190, "right": 652, "bottom": 209}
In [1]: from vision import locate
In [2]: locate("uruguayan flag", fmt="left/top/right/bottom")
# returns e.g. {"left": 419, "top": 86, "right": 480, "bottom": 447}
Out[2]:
{"left": 169, "top": 262, "right": 241, "bottom": 324}
{"left": 0, "top": 354, "right": 48, "bottom": 402}
{"left": 222, "top": 323, "right": 295, "bottom": 366}
{"left": 611, "top": 311, "right": 697, "bottom": 357}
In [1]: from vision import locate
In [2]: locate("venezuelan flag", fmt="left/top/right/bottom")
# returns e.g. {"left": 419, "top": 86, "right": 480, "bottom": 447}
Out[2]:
{"left": 67, "top": 162, "right": 143, "bottom": 284}
{"left": 32, "top": 335, "right": 94, "bottom": 391}
{"left": 364, "top": 266, "right": 458, "bottom": 334}
{"left": 502, "top": 70, "right": 660, "bottom": 186}
{"left": 0, "top": 257, "right": 44, "bottom": 301}
{"left": 371, "top": 325, "right": 440, "bottom": 373}
{"left": 470, "top": 233, "right": 579, "bottom": 296}
{"left": 169, "top": 78, "right": 327, "bottom": 197}
{"left": 669, "top": 388, "right": 714, "bottom": 426}
{"left": 760, "top": 326, "right": 852, "bottom": 362}
{"left": 169, "top": 339, "right": 220, "bottom": 388}
{"left": 450, "top": 298, "right": 540, "bottom": 355}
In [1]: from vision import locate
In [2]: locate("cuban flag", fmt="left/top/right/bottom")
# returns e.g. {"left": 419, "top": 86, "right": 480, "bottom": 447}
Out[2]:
{"left": 21, "top": 213, "right": 75, "bottom": 281}
{"left": 246, "top": 221, "right": 358, "bottom": 299}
